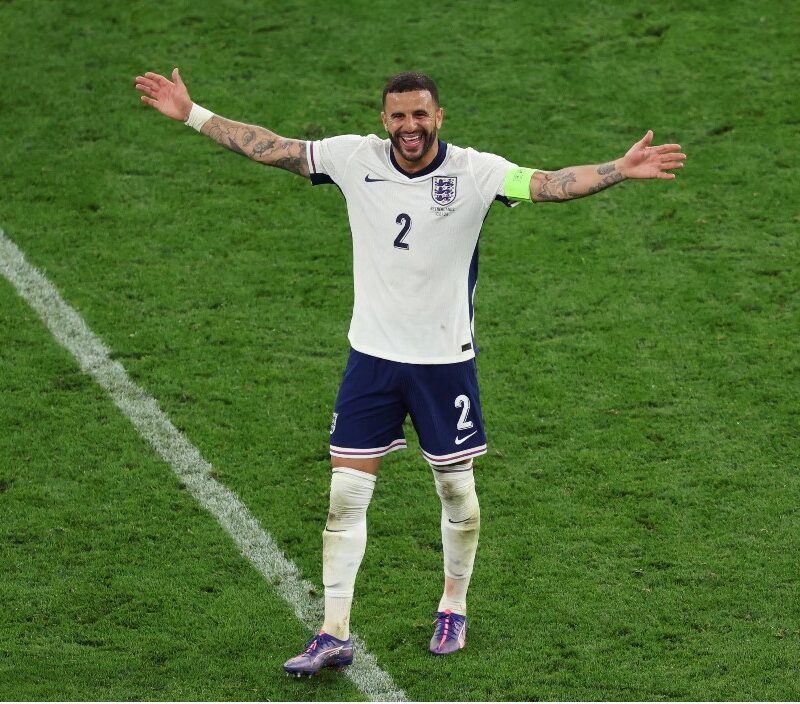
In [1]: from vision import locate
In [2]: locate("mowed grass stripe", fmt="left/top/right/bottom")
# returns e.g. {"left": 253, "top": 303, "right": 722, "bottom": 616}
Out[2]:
{"left": 0, "top": 229, "right": 406, "bottom": 703}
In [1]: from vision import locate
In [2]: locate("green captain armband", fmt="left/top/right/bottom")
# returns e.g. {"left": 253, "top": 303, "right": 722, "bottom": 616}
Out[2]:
{"left": 503, "top": 167, "right": 537, "bottom": 202}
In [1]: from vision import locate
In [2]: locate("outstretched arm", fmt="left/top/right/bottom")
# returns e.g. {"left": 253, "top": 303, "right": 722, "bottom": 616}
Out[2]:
{"left": 530, "top": 130, "right": 685, "bottom": 202}
{"left": 201, "top": 116, "right": 309, "bottom": 177}
{"left": 135, "top": 68, "right": 309, "bottom": 178}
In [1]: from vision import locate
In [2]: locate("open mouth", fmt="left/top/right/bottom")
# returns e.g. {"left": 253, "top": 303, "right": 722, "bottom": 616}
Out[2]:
{"left": 400, "top": 133, "right": 423, "bottom": 150}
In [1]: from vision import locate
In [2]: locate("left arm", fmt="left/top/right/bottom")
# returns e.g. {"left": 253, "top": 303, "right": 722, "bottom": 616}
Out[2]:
{"left": 530, "top": 130, "right": 685, "bottom": 202}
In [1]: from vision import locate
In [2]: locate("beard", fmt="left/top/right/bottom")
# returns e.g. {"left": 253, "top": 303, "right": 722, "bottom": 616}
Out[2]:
{"left": 388, "top": 125, "right": 438, "bottom": 163}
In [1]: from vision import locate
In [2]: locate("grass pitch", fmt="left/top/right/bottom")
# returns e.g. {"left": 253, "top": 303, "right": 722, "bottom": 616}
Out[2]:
{"left": 1, "top": 0, "right": 799, "bottom": 700}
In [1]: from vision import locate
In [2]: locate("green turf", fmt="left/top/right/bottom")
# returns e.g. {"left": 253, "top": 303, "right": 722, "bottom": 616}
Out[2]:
{"left": 1, "top": 0, "right": 798, "bottom": 700}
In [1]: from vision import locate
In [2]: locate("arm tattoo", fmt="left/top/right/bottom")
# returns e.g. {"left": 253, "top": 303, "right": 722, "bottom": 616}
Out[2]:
{"left": 534, "top": 169, "right": 579, "bottom": 202}
{"left": 202, "top": 116, "right": 310, "bottom": 178}
{"left": 533, "top": 162, "right": 626, "bottom": 202}
{"left": 251, "top": 138, "right": 277, "bottom": 157}
{"left": 587, "top": 170, "right": 625, "bottom": 194}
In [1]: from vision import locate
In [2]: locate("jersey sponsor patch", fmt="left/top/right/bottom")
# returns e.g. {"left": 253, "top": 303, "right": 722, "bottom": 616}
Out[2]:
{"left": 431, "top": 176, "right": 457, "bottom": 206}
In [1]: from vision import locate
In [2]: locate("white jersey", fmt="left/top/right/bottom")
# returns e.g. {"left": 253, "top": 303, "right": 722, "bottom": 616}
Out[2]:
{"left": 307, "top": 134, "right": 518, "bottom": 364}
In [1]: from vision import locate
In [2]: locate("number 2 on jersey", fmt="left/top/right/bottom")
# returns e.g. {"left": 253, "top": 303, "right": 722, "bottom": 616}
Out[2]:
{"left": 394, "top": 213, "right": 412, "bottom": 250}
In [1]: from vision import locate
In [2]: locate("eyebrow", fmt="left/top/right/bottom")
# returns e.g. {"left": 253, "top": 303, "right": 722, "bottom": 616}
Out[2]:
{"left": 390, "top": 109, "right": 431, "bottom": 117}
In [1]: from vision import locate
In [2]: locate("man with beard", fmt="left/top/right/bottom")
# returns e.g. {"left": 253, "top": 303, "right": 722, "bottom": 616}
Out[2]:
{"left": 135, "top": 69, "right": 685, "bottom": 674}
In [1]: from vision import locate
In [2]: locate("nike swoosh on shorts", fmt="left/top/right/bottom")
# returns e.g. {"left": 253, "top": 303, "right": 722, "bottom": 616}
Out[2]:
{"left": 454, "top": 431, "right": 478, "bottom": 445}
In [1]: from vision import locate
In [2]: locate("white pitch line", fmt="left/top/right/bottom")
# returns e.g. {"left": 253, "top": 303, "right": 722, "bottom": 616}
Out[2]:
{"left": 0, "top": 229, "right": 407, "bottom": 703}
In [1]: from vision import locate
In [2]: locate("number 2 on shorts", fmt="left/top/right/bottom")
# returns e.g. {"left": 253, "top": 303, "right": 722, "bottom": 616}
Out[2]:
{"left": 454, "top": 394, "right": 474, "bottom": 430}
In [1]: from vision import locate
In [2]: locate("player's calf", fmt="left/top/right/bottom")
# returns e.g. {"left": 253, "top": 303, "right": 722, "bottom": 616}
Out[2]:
{"left": 432, "top": 461, "right": 480, "bottom": 615}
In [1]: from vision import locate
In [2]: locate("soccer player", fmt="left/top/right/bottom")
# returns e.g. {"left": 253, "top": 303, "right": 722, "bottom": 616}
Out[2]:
{"left": 135, "top": 68, "right": 685, "bottom": 674}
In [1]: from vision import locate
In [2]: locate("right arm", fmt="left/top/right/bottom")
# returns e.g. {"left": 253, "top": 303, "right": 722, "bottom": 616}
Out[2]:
{"left": 135, "top": 68, "right": 309, "bottom": 178}
{"left": 201, "top": 116, "right": 309, "bottom": 177}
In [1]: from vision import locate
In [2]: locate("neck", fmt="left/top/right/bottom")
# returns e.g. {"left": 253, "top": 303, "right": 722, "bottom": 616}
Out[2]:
{"left": 392, "top": 142, "right": 439, "bottom": 174}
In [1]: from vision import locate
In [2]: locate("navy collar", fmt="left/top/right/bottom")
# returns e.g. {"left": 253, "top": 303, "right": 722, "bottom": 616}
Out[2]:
{"left": 389, "top": 139, "right": 448, "bottom": 179}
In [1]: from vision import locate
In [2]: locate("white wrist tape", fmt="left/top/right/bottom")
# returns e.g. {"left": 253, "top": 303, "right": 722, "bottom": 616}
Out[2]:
{"left": 184, "top": 103, "right": 214, "bottom": 132}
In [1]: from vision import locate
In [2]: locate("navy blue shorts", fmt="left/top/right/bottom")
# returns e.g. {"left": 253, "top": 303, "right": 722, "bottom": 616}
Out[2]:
{"left": 329, "top": 349, "right": 487, "bottom": 466}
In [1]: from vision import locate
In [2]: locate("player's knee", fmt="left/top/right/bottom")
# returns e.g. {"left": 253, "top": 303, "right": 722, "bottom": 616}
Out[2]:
{"left": 431, "top": 461, "right": 480, "bottom": 526}
{"left": 326, "top": 467, "right": 376, "bottom": 532}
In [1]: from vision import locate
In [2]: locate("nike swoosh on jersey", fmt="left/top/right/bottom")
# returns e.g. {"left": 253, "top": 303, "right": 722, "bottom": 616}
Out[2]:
{"left": 448, "top": 517, "right": 470, "bottom": 524}
{"left": 454, "top": 431, "right": 478, "bottom": 445}
{"left": 364, "top": 175, "right": 388, "bottom": 182}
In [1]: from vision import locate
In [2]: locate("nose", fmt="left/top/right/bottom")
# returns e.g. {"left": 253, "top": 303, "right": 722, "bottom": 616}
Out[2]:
{"left": 401, "top": 115, "right": 418, "bottom": 133}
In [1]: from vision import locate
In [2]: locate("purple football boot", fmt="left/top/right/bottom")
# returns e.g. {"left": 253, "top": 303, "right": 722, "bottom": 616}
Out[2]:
{"left": 283, "top": 631, "right": 354, "bottom": 677}
{"left": 429, "top": 609, "right": 467, "bottom": 655}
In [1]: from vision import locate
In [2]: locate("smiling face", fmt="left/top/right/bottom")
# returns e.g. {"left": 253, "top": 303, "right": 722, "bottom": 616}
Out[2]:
{"left": 381, "top": 90, "right": 444, "bottom": 173}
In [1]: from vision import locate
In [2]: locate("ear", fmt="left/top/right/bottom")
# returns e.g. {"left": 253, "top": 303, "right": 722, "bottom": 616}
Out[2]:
{"left": 380, "top": 111, "right": 388, "bottom": 132}
{"left": 436, "top": 107, "right": 444, "bottom": 129}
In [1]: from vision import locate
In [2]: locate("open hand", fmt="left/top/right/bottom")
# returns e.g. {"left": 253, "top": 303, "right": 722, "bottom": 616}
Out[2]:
{"left": 620, "top": 130, "right": 686, "bottom": 179}
{"left": 135, "top": 68, "right": 193, "bottom": 121}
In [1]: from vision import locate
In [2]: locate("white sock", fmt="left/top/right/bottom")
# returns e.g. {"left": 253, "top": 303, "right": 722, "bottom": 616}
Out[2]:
{"left": 321, "top": 467, "right": 376, "bottom": 640}
{"left": 432, "top": 461, "right": 480, "bottom": 615}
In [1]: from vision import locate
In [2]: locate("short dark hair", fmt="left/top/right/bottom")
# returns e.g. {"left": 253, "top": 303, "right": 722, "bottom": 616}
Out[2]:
{"left": 382, "top": 71, "right": 439, "bottom": 107}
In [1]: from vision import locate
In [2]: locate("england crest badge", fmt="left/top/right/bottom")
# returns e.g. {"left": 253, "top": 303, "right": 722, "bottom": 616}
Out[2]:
{"left": 431, "top": 176, "right": 457, "bottom": 206}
